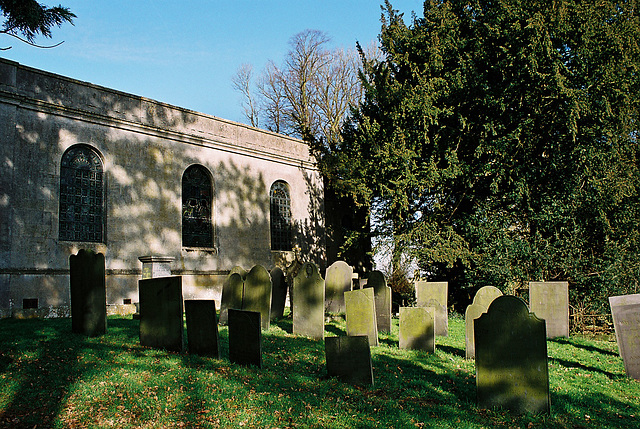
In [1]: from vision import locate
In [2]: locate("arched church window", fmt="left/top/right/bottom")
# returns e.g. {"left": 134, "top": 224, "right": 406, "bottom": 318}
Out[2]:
{"left": 270, "top": 180, "right": 292, "bottom": 251}
{"left": 182, "top": 165, "right": 213, "bottom": 248}
{"left": 59, "top": 145, "right": 105, "bottom": 243}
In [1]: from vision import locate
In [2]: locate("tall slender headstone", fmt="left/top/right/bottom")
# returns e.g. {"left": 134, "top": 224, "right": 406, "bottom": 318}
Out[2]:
{"left": 219, "top": 272, "right": 244, "bottom": 325}
{"left": 325, "top": 261, "right": 353, "bottom": 313}
{"left": 228, "top": 309, "right": 262, "bottom": 368}
{"left": 270, "top": 267, "right": 287, "bottom": 321}
{"left": 609, "top": 294, "right": 640, "bottom": 380}
{"left": 366, "top": 270, "right": 392, "bottom": 334}
{"left": 475, "top": 296, "right": 550, "bottom": 414}
{"left": 415, "top": 281, "right": 448, "bottom": 336}
{"left": 69, "top": 249, "right": 107, "bottom": 336}
{"left": 185, "top": 300, "right": 220, "bottom": 357}
{"left": 529, "top": 281, "right": 569, "bottom": 338}
{"left": 293, "top": 262, "right": 324, "bottom": 339}
{"left": 325, "top": 336, "right": 373, "bottom": 387}
{"left": 465, "top": 286, "right": 503, "bottom": 359}
{"left": 243, "top": 265, "right": 272, "bottom": 330}
{"left": 344, "top": 288, "right": 378, "bottom": 347}
{"left": 139, "top": 276, "right": 184, "bottom": 352}
{"left": 399, "top": 307, "right": 435, "bottom": 352}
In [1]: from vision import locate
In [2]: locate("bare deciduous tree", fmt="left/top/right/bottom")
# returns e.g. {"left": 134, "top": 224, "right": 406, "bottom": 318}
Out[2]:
{"left": 233, "top": 29, "right": 364, "bottom": 149}
{"left": 232, "top": 63, "right": 259, "bottom": 127}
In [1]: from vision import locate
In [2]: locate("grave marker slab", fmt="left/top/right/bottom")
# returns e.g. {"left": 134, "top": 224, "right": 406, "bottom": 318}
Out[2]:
{"left": 366, "top": 271, "right": 392, "bottom": 334}
{"left": 219, "top": 272, "right": 244, "bottom": 325}
{"left": 344, "top": 288, "right": 378, "bottom": 346}
{"left": 270, "top": 267, "right": 287, "bottom": 321}
{"left": 185, "top": 300, "right": 220, "bottom": 357}
{"left": 243, "top": 265, "right": 272, "bottom": 330}
{"left": 325, "top": 261, "right": 353, "bottom": 313}
{"left": 230, "top": 266, "right": 248, "bottom": 280}
{"left": 465, "top": 286, "right": 503, "bottom": 359}
{"left": 325, "top": 336, "right": 373, "bottom": 387}
{"left": 70, "top": 249, "right": 107, "bottom": 337}
{"left": 399, "top": 307, "right": 435, "bottom": 352}
{"left": 609, "top": 294, "right": 640, "bottom": 380}
{"left": 415, "top": 281, "right": 448, "bottom": 336}
{"left": 529, "top": 281, "right": 569, "bottom": 338}
{"left": 293, "top": 262, "right": 325, "bottom": 339}
{"left": 475, "top": 296, "right": 550, "bottom": 414}
{"left": 228, "top": 309, "right": 262, "bottom": 368}
{"left": 139, "top": 276, "right": 184, "bottom": 352}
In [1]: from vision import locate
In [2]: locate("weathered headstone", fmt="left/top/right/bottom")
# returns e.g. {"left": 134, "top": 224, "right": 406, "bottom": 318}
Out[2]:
{"left": 366, "top": 270, "right": 392, "bottom": 334}
{"left": 219, "top": 272, "right": 244, "bottom": 325}
{"left": 325, "top": 336, "right": 373, "bottom": 387}
{"left": 230, "top": 266, "right": 248, "bottom": 280}
{"left": 529, "top": 281, "right": 569, "bottom": 338}
{"left": 609, "top": 294, "right": 640, "bottom": 380}
{"left": 138, "top": 276, "right": 184, "bottom": 352}
{"left": 399, "top": 306, "right": 435, "bottom": 352}
{"left": 228, "top": 308, "right": 262, "bottom": 368}
{"left": 293, "top": 262, "right": 325, "bottom": 339}
{"left": 325, "top": 261, "right": 353, "bottom": 313}
{"left": 475, "top": 296, "right": 550, "bottom": 414}
{"left": 69, "top": 249, "right": 107, "bottom": 336}
{"left": 415, "top": 281, "right": 448, "bottom": 336}
{"left": 185, "top": 300, "right": 220, "bottom": 357}
{"left": 270, "top": 267, "right": 287, "bottom": 321}
{"left": 344, "top": 288, "right": 378, "bottom": 347}
{"left": 242, "top": 265, "right": 272, "bottom": 330}
{"left": 465, "top": 286, "right": 503, "bottom": 359}
{"left": 138, "top": 255, "right": 174, "bottom": 279}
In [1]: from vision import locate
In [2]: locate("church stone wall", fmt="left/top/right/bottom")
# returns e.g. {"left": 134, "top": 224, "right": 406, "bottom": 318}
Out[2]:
{"left": 0, "top": 58, "right": 325, "bottom": 318}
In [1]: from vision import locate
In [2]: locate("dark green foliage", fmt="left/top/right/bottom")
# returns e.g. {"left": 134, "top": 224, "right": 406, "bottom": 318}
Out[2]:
{"left": 0, "top": 0, "right": 74, "bottom": 43}
{"left": 330, "top": 0, "right": 640, "bottom": 313}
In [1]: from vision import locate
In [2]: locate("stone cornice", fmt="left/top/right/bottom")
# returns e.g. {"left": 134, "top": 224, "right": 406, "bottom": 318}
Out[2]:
{"left": 0, "top": 58, "right": 319, "bottom": 170}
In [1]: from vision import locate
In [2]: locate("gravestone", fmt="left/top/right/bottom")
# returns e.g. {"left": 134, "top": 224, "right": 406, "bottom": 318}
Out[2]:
{"left": 243, "top": 265, "right": 272, "bottom": 330}
{"left": 399, "top": 307, "right": 435, "bottom": 352}
{"left": 185, "top": 300, "right": 220, "bottom": 357}
{"left": 475, "top": 296, "right": 550, "bottom": 414}
{"left": 325, "top": 336, "right": 373, "bottom": 387}
{"left": 293, "top": 262, "right": 325, "bottom": 339}
{"left": 609, "top": 294, "right": 640, "bottom": 380}
{"left": 325, "top": 261, "right": 353, "bottom": 313}
{"left": 230, "top": 266, "right": 248, "bottom": 279}
{"left": 69, "top": 249, "right": 107, "bottom": 336}
{"left": 138, "top": 276, "right": 184, "bottom": 352}
{"left": 219, "top": 272, "right": 244, "bottom": 325}
{"left": 270, "top": 267, "right": 287, "bottom": 321}
{"left": 415, "top": 281, "right": 448, "bottom": 336}
{"left": 366, "top": 270, "right": 392, "bottom": 334}
{"left": 465, "top": 286, "right": 503, "bottom": 359}
{"left": 138, "top": 255, "right": 174, "bottom": 279}
{"left": 228, "top": 309, "right": 262, "bottom": 368}
{"left": 344, "top": 288, "right": 378, "bottom": 346}
{"left": 529, "top": 281, "right": 569, "bottom": 338}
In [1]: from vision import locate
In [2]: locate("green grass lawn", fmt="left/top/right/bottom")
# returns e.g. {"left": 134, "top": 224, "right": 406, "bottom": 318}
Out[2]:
{"left": 0, "top": 313, "right": 638, "bottom": 428}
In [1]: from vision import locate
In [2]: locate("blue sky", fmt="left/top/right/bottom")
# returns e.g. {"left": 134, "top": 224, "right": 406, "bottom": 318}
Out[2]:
{"left": 1, "top": 1, "right": 424, "bottom": 125}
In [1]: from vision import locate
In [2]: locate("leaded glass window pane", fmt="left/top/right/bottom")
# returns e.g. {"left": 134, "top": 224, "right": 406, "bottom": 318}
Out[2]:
{"left": 270, "top": 181, "right": 292, "bottom": 251}
{"left": 59, "top": 145, "right": 104, "bottom": 243}
{"left": 182, "top": 165, "right": 213, "bottom": 248}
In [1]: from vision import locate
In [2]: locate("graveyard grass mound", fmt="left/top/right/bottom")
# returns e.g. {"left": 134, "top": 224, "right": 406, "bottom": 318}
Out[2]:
{"left": 0, "top": 313, "right": 638, "bottom": 428}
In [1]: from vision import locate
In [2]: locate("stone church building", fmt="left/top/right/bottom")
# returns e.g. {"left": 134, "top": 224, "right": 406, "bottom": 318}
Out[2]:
{"left": 0, "top": 58, "right": 326, "bottom": 318}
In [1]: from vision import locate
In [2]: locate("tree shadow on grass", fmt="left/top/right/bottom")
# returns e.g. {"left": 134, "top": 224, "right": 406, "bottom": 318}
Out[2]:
{"left": 438, "top": 344, "right": 465, "bottom": 358}
{"left": 550, "top": 337, "right": 619, "bottom": 357}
